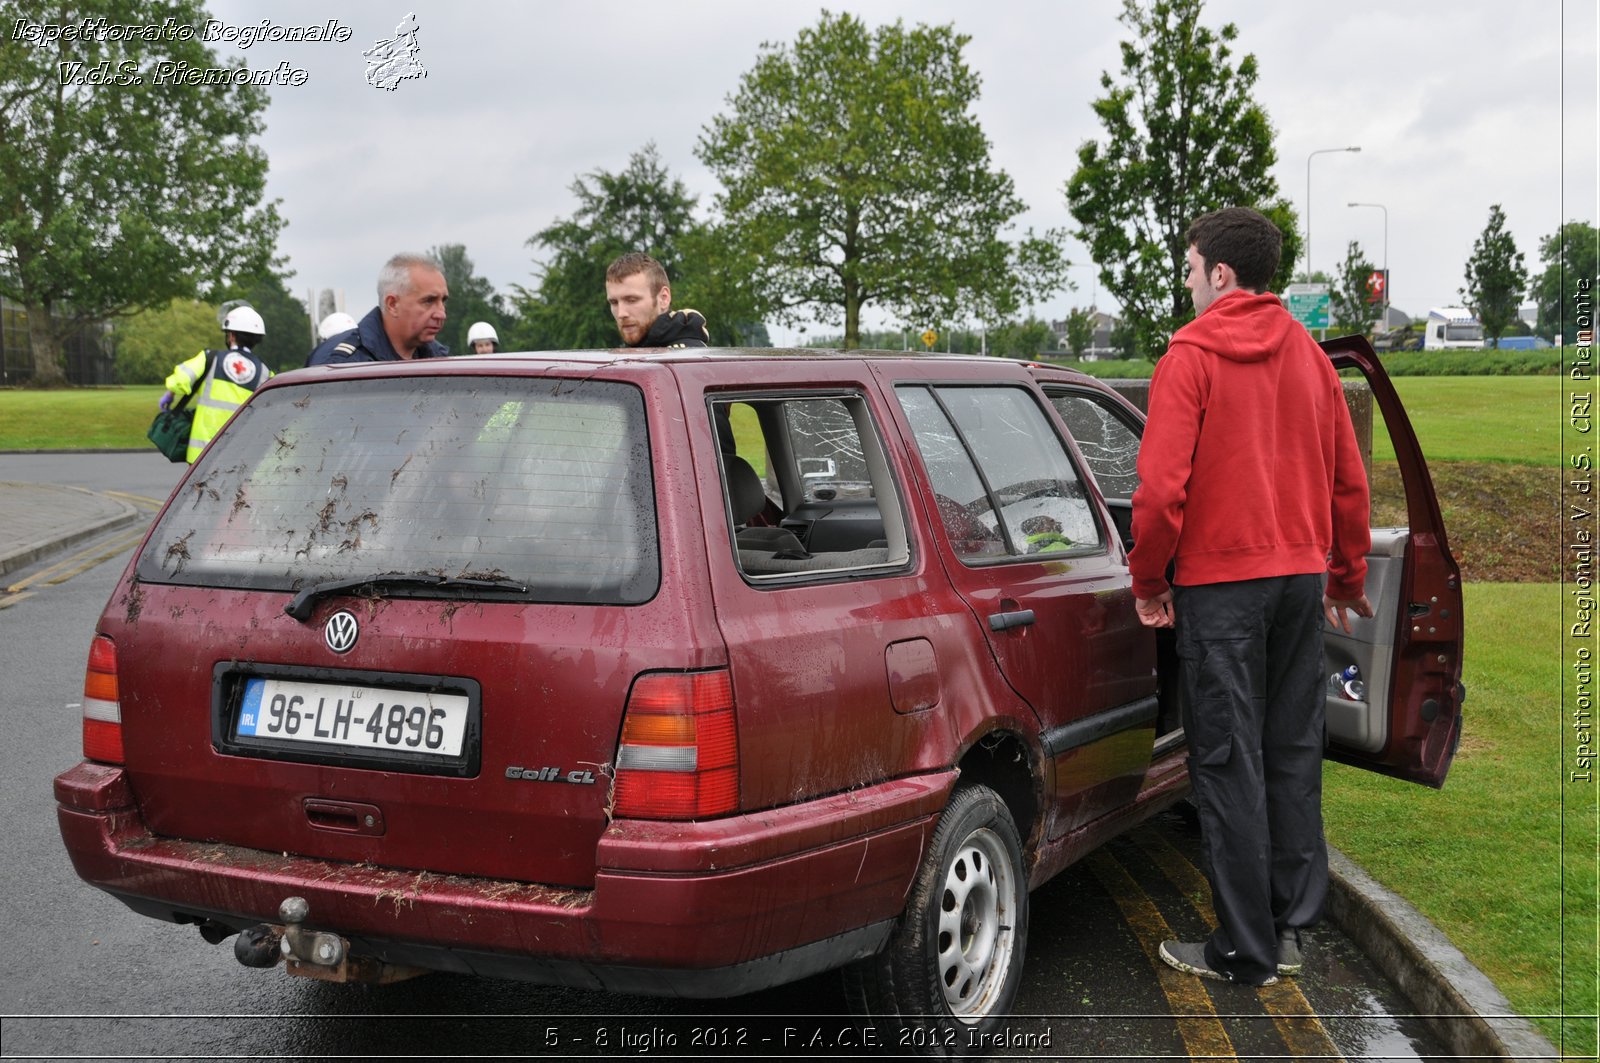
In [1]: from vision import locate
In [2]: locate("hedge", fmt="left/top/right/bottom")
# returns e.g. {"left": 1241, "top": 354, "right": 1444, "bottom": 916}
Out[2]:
{"left": 1043, "top": 346, "right": 1572, "bottom": 378}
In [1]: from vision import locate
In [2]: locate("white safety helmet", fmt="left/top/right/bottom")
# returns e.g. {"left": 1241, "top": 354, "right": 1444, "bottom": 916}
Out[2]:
{"left": 223, "top": 305, "right": 266, "bottom": 337}
{"left": 466, "top": 321, "right": 499, "bottom": 345}
{"left": 318, "top": 311, "right": 358, "bottom": 341}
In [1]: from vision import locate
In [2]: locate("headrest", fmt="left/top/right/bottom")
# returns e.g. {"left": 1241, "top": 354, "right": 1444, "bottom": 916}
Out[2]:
{"left": 725, "top": 455, "right": 767, "bottom": 525}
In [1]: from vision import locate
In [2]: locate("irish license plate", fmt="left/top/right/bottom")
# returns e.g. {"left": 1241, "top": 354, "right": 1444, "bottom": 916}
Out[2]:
{"left": 236, "top": 677, "right": 470, "bottom": 759}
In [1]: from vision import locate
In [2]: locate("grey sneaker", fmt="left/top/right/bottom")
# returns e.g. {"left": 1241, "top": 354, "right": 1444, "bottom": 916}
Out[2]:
{"left": 1277, "top": 928, "right": 1304, "bottom": 976}
{"left": 1159, "top": 939, "right": 1279, "bottom": 986}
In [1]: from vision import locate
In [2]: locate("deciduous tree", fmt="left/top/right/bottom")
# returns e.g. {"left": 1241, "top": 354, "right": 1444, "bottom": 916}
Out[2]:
{"left": 803, "top": 328, "right": 914, "bottom": 350}
{"left": 697, "top": 11, "right": 1065, "bottom": 349}
{"left": 1531, "top": 220, "right": 1598, "bottom": 342}
{"left": 118, "top": 270, "right": 310, "bottom": 382}
{"left": 988, "top": 317, "right": 1056, "bottom": 359}
{"left": 0, "top": 0, "right": 284, "bottom": 386}
{"left": 512, "top": 145, "right": 759, "bottom": 349}
{"left": 1066, "top": 0, "right": 1295, "bottom": 359}
{"left": 1460, "top": 204, "right": 1527, "bottom": 349}
{"left": 428, "top": 244, "right": 506, "bottom": 355}
{"left": 1064, "top": 307, "right": 1096, "bottom": 356}
{"left": 112, "top": 298, "right": 217, "bottom": 385}
{"left": 1330, "top": 241, "right": 1378, "bottom": 335}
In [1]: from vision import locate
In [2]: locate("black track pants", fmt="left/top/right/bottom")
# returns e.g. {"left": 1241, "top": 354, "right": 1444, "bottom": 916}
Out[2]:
{"left": 1175, "top": 574, "right": 1328, "bottom": 984}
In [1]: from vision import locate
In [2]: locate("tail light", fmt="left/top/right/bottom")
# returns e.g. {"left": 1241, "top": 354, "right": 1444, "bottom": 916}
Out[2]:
{"left": 82, "top": 635, "right": 124, "bottom": 764}
{"left": 613, "top": 670, "right": 737, "bottom": 819}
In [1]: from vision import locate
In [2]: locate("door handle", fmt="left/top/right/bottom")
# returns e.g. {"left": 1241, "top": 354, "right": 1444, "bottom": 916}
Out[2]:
{"left": 988, "top": 609, "right": 1036, "bottom": 632}
{"left": 303, "top": 798, "right": 385, "bottom": 836}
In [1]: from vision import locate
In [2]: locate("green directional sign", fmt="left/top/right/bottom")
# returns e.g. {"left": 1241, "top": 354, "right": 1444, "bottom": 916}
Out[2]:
{"left": 1285, "top": 284, "right": 1330, "bottom": 330}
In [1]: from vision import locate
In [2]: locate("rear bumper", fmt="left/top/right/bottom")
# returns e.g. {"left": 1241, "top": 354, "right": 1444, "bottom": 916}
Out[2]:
{"left": 54, "top": 762, "right": 954, "bottom": 995}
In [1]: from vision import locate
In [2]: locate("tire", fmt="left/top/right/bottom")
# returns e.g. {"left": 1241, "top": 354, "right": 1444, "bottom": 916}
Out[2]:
{"left": 843, "top": 784, "right": 1028, "bottom": 1056}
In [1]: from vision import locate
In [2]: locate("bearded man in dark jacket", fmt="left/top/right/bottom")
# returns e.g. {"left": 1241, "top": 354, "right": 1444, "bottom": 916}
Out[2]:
{"left": 605, "top": 252, "right": 727, "bottom": 453}
{"left": 604, "top": 252, "right": 709, "bottom": 349}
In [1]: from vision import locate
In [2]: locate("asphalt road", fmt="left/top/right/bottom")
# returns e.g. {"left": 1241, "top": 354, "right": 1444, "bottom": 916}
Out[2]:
{"left": 1, "top": 453, "right": 1455, "bottom": 1060}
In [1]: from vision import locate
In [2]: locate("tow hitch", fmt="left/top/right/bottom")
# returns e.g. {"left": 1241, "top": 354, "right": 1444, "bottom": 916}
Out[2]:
{"left": 232, "top": 897, "right": 427, "bottom": 984}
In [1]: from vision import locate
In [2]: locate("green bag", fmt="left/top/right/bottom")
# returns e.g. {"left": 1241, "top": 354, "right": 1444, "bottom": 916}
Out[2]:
{"left": 146, "top": 405, "right": 195, "bottom": 462}
{"left": 146, "top": 351, "right": 216, "bottom": 463}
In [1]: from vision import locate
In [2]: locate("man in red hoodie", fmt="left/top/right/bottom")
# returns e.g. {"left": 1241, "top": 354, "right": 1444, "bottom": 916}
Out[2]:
{"left": 1129, "top": 207, "right": 1372, "bottom": 987}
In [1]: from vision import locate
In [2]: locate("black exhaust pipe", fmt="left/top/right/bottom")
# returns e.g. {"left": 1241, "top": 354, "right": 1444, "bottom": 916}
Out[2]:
{"left": 197, "top": 920, "right": 236, "bottom": 945}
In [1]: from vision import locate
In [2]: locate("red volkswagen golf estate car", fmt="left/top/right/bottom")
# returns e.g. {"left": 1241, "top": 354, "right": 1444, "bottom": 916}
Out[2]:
{"left": 55, "top": 340, "right": 1460, "bottom": 1052}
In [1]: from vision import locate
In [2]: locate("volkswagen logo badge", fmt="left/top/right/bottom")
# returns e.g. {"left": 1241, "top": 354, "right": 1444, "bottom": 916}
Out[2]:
{"left": 324, "top": 610, "right": 359, "bottom": 654}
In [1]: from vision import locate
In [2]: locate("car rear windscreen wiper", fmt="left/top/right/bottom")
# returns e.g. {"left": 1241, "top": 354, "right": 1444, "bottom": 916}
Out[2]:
{"left": 284, "top": 571, "right": 530, "bottom": 622}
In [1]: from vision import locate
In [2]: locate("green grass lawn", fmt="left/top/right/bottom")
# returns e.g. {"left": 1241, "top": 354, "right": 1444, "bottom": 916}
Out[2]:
{"left": 0, "top": 386, "right": 165, "bottom": 450}
{"left": 1324, "top": 582, "right": 1594, "bottom": 1055}
{"left": 1043, "top": 360, "right": 1569, "bottom": 468}
{"left": 1374, "top": 376, "right": 1567, "bottom": 467}
{"left": 0, "top": 374, "right": 1575, "bottom": 464}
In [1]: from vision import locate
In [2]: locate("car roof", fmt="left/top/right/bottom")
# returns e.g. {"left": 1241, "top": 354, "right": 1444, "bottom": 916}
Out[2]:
{"left": 278, "top": 348, "right": 1109, "bottom": 387}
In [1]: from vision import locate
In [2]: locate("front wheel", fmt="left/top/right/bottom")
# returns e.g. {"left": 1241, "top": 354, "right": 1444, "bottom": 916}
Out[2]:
{"left": 843, "top": 784, "right": 1028, "bottom": 1056}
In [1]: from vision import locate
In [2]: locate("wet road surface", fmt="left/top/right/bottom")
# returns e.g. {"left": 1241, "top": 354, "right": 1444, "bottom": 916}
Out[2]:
{"left": 8, "top": 800, "right": 1453, "bottom": 1061}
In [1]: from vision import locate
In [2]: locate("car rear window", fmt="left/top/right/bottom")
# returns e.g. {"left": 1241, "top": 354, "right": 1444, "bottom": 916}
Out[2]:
{"left": 136, "top": 376, "right": 658, "bottom": 604}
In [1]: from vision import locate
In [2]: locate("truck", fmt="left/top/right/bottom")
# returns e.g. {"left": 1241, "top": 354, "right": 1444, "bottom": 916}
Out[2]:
{"left": 1423, "top": 307, "right": 1484, "bottom": 350}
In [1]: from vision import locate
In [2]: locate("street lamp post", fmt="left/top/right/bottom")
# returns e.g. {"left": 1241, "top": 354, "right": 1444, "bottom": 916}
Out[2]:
{"left": 1068, "top": 262, "right": 1100, "bottom": 311}
{"left": 1348, "top": 201, "right": 1388, "bottom": 329}
{"left": 1304, "top": 146, "right": 1361, "bottom": 279}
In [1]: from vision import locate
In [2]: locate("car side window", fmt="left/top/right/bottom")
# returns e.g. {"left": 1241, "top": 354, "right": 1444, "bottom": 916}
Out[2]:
{"left": 725, "top": 401, "right": 776, "bottom": 500}
{"left": 710, "top": 393, "right": 909, "bottom": 581}
{"left": 1048, "top": 390, "right": 1142, "bottom": 500}
{"left": 897, "top": 387, "right": 1009, "bottom": 561}
{"left": 899, "top": 385, "right": 1103, "bottom": 562}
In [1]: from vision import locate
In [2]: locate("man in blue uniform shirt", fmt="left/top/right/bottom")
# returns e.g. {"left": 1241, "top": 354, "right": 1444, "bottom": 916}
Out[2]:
{"left": 307, "top": 253, "right": 451, "bottom": 366}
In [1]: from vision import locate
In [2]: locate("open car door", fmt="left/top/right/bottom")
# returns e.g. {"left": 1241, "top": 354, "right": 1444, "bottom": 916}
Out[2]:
{"left": 1034, "top": 340, "right": 1463, "bottom": 789}
{"left": 1320, "top": 336, "right": 1463, "bottom": 788}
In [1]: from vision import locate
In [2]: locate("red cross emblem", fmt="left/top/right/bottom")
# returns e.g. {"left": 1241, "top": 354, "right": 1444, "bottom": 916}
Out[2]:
{"left": 222, "top": 354, "right": 258, "bottom": 385}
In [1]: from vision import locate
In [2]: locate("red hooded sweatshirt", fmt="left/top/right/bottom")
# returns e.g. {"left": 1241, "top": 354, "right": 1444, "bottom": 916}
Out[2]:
{"left": 1128, "top": 289, "right": 1369, "bottom": 601}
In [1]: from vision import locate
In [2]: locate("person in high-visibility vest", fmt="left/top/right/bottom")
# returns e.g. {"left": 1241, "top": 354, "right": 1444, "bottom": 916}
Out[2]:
{"left": 160, "top": 305, "right": 273, "bottom": 464}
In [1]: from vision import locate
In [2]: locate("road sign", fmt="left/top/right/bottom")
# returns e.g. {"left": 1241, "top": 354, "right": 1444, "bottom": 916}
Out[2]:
{"left": 1365, "top": 269, "right": 1389, "bottom": 304}
{"left": 1285, "top": 284, "right": 1330, "bottom": 330}
{"left": 920, "top": 329, "right": 938, "bottom": 349}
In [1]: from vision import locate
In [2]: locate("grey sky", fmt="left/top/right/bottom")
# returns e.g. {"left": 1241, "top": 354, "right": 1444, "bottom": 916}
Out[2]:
{"left": 196, "top": 0, "right": 1598, "bottom": 345}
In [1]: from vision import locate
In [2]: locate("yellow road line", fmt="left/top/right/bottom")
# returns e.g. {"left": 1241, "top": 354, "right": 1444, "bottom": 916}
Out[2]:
{"left": 44, "top": 530, "right": 147, "bottom": 585}
{"left": 7, "top": 546, "right": 102, "bottom": 593}
{"left": 1131, "top": 826, "right": 1346, "bottom": 1061}
{"left": 0, "top": 590, "right": 36, "bottom": 610}
{"left": 6, "top": 530, "right": 146, "bottom": 594}
{"left": 1086, "top": 849, "right": 1238, "bottom": 1060}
